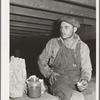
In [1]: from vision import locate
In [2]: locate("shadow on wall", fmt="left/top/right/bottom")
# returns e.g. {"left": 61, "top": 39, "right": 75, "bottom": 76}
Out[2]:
{"left": 10, "top": 38, "right": 49, "bottom": 79}
{"left": 85, "top": 40, "right": 96, "bottom": 77}
{"left": 51, "top": 20, "right": 61, "bottom": 38}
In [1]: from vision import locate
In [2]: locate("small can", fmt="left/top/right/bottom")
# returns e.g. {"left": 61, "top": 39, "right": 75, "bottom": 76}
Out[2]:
{"left": 27, "top": 78, "right": 41, "bottom": 98}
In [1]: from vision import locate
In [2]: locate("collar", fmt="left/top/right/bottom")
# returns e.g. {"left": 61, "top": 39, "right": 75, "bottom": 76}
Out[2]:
{"left": 58, "top": 34, "right": 81, "bottom": 49}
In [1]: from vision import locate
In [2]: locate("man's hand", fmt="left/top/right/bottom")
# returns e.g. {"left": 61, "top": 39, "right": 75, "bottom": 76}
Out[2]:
{"left": 49, "top": 72, "right": 60, "bottom": 85}
{"left": 77, "top": 79, "right": 88, "bottom": 92}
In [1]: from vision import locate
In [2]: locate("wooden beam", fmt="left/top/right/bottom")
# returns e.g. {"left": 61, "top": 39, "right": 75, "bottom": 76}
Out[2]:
{"left": 10, "top": 29, "right": 51, "bottom": 36}
{"left": 83, "top": 19, "right": 96, "bottom": 26}
{"left": 10, "top": 5, "right": 65, "bottom": 20}
{"left": 10, "top": 5, "right": 96, "bottom": 25}
{"left": 10, "top": 20, "right": 53, "bottom": 31}
{"left": 58, "top": 0, "right": 95, "bottom": 8}
{"left": 10, "top": 0, "right": 96, "bottom": 19}
{"left": 10, "top": 14, "right": 95, "bottom": 26}
{"left": 10, "top": 14, "right": 54, "bottom": 26}
{"left": 10, "top": 26, "right": 51, "bottom": 33}
{"left": 10, "top": 30, "right": 50, "bottom": 36}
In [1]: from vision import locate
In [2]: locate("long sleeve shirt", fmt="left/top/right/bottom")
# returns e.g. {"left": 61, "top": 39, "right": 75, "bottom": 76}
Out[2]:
{"left": 38, "top": 34, "right": 92, "bottom": 82}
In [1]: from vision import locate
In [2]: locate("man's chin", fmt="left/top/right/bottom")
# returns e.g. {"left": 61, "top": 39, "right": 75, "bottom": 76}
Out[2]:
{"left": 61, "top": 36, "right": 68, "bottom": 40}
{"left": 61, "top": 35, "right": 73, "bottom": 40}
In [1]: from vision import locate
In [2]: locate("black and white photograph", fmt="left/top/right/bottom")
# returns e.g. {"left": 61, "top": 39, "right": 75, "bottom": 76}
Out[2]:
{"left": 1, "top": 0, "right": 99, "bottom": 100}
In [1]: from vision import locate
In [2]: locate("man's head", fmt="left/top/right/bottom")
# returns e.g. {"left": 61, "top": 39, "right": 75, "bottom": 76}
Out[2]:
{"left": 59, "top": 16, "right": 80, "bottom": 28}
{"left": 59, "top": 16, "right": 80, "bottom": 39}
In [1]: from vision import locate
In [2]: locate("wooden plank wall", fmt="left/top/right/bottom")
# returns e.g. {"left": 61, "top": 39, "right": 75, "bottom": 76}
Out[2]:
{"left": 10, "top": 0, "right": 96, "bottom": 41}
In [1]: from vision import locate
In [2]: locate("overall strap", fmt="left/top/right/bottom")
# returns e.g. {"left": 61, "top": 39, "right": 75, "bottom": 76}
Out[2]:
{"left": 56, "top": 39, "right": 64, "bottom": 47}
{"left": 75, "top": 40, "right": 81, "bottom": 51}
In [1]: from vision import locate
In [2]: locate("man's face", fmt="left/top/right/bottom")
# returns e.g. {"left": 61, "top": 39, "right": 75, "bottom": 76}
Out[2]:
{"left": 60, "top": 22, "right": 74, "bottom": 39}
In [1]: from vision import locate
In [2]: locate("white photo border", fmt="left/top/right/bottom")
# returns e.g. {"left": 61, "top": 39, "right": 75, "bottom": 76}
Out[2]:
{"left": 1, "top": 0, "right": 99, "bottom": 100}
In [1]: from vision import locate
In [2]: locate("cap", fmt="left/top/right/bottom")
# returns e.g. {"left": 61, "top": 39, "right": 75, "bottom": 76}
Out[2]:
{"left": 59, "top": 16, "right": 80, "bottom": 28}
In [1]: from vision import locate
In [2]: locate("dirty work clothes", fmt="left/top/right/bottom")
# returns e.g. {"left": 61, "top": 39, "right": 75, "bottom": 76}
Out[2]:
{"left": 38, "top": 35, "right": 92, "bottom": 82}
{"left": 50, "top": 39, "right": 82, "bottom": 100}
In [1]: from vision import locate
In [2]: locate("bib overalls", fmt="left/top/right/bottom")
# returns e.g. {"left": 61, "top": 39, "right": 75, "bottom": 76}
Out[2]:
{"left": 50, "top": 39, "right": 83, "bottom": 100}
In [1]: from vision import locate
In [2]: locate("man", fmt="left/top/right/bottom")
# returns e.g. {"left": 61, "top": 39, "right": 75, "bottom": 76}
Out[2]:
{"left": 38, "top": 16, "right": 92, "bottom": 100}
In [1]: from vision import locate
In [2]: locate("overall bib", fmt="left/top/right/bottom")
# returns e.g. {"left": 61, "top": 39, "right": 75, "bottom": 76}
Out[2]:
{"left": 50, "top": 39, "right": 82, "bottom": 100}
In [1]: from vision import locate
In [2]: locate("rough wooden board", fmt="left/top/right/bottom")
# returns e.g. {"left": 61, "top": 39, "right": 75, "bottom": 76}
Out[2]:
{"left": 10, "top": 5, "right": 96, "bottom": 26}
{"left": 10, "top": 0, "right": 96, "bottom": 19}
{"left": 10, "top": 26, "right": 51, "bottom": 33}
{"left": 58, "top": 0, "right": 95, "bottom": 8}
{"left": 10, "top": 14, "right": 96, "bottom": 26}
{"left": 10, "top": 21, "right": 53, "bottom": 31}
{"left": 83, "top": 19, "right": 96, "bottom": 26}
{"left": 10, "top": 30, "right": 50, "bottom": 36}
{"left": 10, "top": 14, "right": 54, "bottom": 26}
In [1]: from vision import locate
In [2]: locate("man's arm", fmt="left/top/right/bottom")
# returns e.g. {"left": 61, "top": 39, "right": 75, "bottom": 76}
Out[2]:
{"left": 80, "top": 43, "right": 92, "bottom": 82}
{"left": 38, "top": 39, "right": 54, "bottom": 78}
{"left": 77, "top": 42, "right": 92, "bottom": 91}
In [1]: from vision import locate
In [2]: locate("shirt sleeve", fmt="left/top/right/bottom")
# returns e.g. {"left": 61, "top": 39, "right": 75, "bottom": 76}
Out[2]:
{"left": 38, "top": 39, "right": 54, "bottom": 78}
{"left": 80, "top": 42, "right": 92, "bottom": 82}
